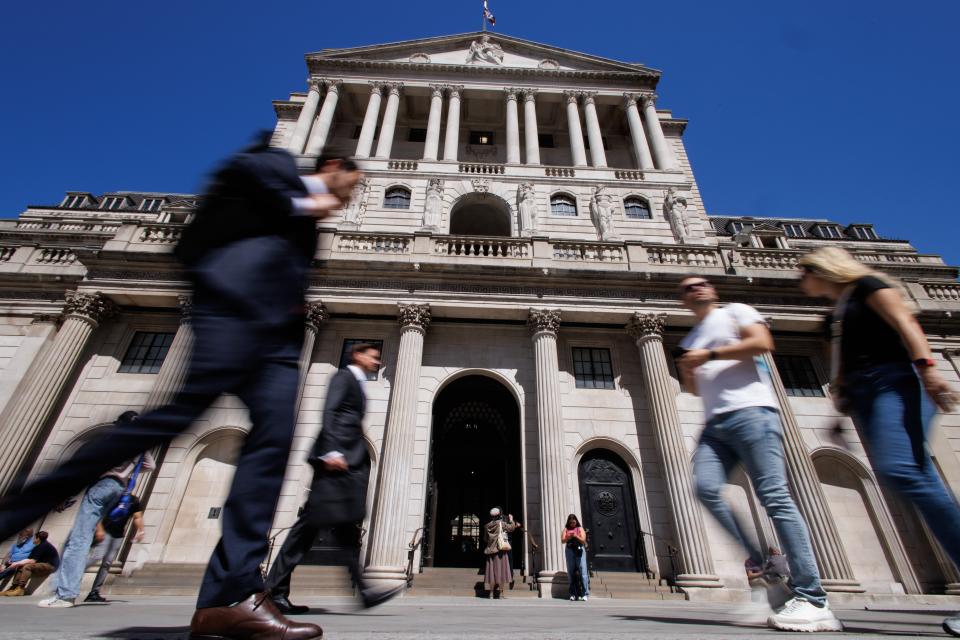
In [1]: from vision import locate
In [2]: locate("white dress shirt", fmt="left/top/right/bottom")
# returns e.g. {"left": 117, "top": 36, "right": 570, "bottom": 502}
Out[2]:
{"left": 291, "top": 175, "right": 329, "bottom": 215}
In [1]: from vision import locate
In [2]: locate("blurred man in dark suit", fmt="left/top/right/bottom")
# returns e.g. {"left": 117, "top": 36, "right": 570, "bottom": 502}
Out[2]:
{"left": 266, "top": 342, "right": 402, "bottom": 614}
{"left": 0, "top": 134, "right": 360, "bottom": 640}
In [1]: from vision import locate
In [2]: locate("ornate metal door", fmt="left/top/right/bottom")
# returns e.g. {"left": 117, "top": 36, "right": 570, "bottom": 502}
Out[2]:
{"left": 578, "top": 450, "right": 645, "bottom": 572}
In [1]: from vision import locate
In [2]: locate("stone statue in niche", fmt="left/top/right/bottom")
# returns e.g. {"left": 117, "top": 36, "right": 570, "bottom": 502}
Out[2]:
{"left": 589, "top": 185, "right": 618, "bottom": 241}
{"left": 466, "top": 35, "right": 504, "bottom": 65}
{"left": 341, "top": 178, "right": 369, "bottom": 229}
{"left": 517, "top": 182, "right": 537, "bottom": 236}
{"left": 664, "top": 187, "right": 690, "bottom": 244}
{"left": 422, "top": 178, "right": 444, "bottom": 230}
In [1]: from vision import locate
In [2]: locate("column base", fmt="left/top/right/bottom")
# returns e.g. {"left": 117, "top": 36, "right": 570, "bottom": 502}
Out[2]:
{"left": 945, "top": 582, "right": 960, "bottom": 596}
{"left": 362, "top": 565, "right": 408, "bottom": 589}
{"left": 536, "top": 570, "right": 569, "bottom": 599}
{"left": 674, "top": 573, "right": 723, "bottom": 588}
{"left": 821, "top": 578, "right": 865, "bottom": 593}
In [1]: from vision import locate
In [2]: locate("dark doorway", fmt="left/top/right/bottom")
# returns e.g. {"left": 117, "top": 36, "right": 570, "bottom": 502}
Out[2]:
{"left": 577, "top": 449, "right": 646, "bottom": 572}
{"left": 424, "top": 375, "right": 522, "bottom": 569}
{"left": 449, "top": 194, "right": 512, "bottom": 237}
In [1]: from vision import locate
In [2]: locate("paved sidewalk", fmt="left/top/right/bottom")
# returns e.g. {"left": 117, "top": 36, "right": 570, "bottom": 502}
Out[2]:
{"left": 0, "top": 594, "right": 956, "bottom": 639}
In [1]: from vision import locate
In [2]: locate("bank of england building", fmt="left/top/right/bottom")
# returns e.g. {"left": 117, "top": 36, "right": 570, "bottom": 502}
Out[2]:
{"left": 2, "top": 32, "right": 959, "bottom": 602}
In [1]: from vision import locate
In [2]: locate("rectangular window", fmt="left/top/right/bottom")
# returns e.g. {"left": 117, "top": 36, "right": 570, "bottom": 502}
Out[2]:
{"left": 101, "top": 196, "right": 126, "bottom": 211}
{"left": 782, "top": 223, "right": 805, "bottom": 238}
{"left": 851, "top": 226, "right": 877, "bottom": 240}
{"left": 62, "top": 195, "right": 86, "bottom": 209}
{"left": 773, "top": 355, "right": 825, "bottom": 397}
{"left": 119, "top": 331, "right": 175, "bottom": 374}
{"left": 538, "top": 133, "right": 555, "bottom": 148}
{"left": 338, "top": 339, "right": 384, "bottom": 381}
{"left": 815, "top": 225, "right": 842, "bottom": 239}
{"left": 408, "top": 128, "right": 427, "bottom": 143}
{"left": 469, "top": 131, "right": 494, "bottom": 145}
{"left": 572, "top": 347, "right": 615, "bottom": 390}
{"left": 141, "top": 198, "right": 163, "bottom": 212}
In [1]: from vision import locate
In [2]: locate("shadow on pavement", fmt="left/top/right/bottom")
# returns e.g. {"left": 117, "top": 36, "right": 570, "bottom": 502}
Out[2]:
{"left": 101, "top": 627, "right": 190, "bottom": 639}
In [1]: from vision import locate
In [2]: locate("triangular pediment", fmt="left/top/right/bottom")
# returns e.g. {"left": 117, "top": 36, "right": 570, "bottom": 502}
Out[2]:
{"left": 309, "top": 32, "right": 659, "bottom": 76}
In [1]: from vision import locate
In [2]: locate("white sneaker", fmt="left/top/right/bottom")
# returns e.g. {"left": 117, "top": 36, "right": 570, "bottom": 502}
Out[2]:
{"left": 569, "top": 595, "right": 576, "bottom": 601}
{"left": 944, "top": 613, "right": 960, "bottom": 637}
{"left": 767, "top": 598, "right": 842, "bottom": 632}
{"left": 37, "top": 596, "right": 75, "bottom": 608}
{"left": 582, "top": 595, "right": 589, "bottom": 602}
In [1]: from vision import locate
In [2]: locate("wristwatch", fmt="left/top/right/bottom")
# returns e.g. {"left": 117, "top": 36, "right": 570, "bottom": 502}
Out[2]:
{"left": 708, "top": 349, "right": 718, "bottom": 361}
{"left": 913, "top": 358, "right": 936, "bottom": 368}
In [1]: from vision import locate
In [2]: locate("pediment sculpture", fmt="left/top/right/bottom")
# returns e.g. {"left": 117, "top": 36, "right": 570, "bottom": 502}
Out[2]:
{"left": 466, "top": 35, "right": 504, "bottom": 65}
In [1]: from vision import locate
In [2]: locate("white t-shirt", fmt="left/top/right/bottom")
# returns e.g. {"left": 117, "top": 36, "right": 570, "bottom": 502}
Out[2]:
{"left": 679, "top": 303, "right": 778, "bottom": 419}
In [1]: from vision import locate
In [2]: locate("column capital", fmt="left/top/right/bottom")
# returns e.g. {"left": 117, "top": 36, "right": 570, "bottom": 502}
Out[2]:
{"left": 622, "top": 92, "right": 640, "bottom": 108}
{"left": 368, "top": 81, "right": 386, "bottom": 95}
{"left": 504, "top": 87, "right": 520, "bottom": 100}
{"left": 521, "top": 88, "right": 538, "bottom": 102}
{"left": 447, "top": 85, "right": 464, "bottom": 98}
{"left": 429, "top": 84, "right": 445, "bottom": 98}
{"left": 626, "top": 312, "right": 665, "bottom": 341}
{"left": 323, "top": 79, "right": 343, "bottom": 94}
{"left": 581, "top": 91, "right": 597, "bottom": 105}
{"left": 307, "top": 77, "right": 324, "bottom": 92}
{"left": 527, "top": 308, "right": 561, "bottom": 336}
{"left": 177, "top": 294, "right": 193, "bottom": 324}
{"left": 397, "top": 303, "right": 431, "bottom": 332}
{"left": 640, "top": 93, "right": 658, "bottom": 108}
{"left": 305, "top": 301, "right": 330, "bottom": 332}
{"left": 385, "top": 82, "right": 404, "bottom": 96}
{"left": 64, "top": 291, "right": 117, "bottom": 325}
{"left": 563, "top": 90, "right": 581, "bottom": 104}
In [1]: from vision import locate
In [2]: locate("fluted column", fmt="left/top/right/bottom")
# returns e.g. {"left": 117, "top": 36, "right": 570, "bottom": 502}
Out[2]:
{"left": 563, "top": 91, "right": 588, "bottom": 167}
{"left": 0, "top": 292, "right": 117, "bottom": 493}
{"left": 297, "top": 302, "right": 330, "bottom": 407}
{"left": 288, "top": 78, "right": 324, "bottom": 154}
{"left": 365, "top": 303, "right": 431, "bottom": 585}
{"left": 762, "top": 353, "right": 862, "bottom": 591}
{"left": 640, "top": 93, "right": 676, "bottom": 170}
{"left": 442, "top": 85, "right": 463, "bottom": 161}
{"left": 422, "top": 85, "right": 445, "bottom": 161}
{"left": 504, "top": 88, "right": 521, "bottom": 165}
{"left": 374, "top": 83, "right": 403, "bottom": 159}
{"left": 304, "top": 80, "right": 342, "bottom": 156}
{"left": 623, "top": 93, "right": 654, "bottom": 170}
{"left": 581, "top": 92, "right": 607, "bottom": 168}
{"left": 355, "top": 83, "right": 385, "bottom": 159}
{"left": 527, "top": 309, "right": 568, "bottom": 579}
{"left": 143, "top": 296, "right": 194, "bottom": 411}
{"left": 521, "top": 89, "right": 541, "bottom": 165}
{"left": 626, "top": 313, "right": 721, "bottom": 588}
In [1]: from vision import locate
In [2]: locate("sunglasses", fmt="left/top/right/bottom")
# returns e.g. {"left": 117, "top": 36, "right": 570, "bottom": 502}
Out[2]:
{"left": 681, "top": 280, "right": 711, "bottom": 293}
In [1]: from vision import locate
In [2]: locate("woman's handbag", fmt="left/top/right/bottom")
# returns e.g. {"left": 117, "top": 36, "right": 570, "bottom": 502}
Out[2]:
{"left": 103, "top": 454, "right": 145, "bottom": 530}
{"left": 496, "top": 524, "right": 512, "bottom": 552}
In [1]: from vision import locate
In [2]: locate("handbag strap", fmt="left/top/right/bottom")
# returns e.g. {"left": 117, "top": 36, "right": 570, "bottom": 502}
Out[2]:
{"left": 124, "top": 454, "right": 146, "bottom": 494}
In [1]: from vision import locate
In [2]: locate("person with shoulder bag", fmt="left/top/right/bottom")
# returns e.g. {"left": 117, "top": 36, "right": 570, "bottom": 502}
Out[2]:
{"left": 483, "top": 507, "right": 519, "bottom": 599}
{"left": 798, "top": 247, "right": 960, "bottom": 637}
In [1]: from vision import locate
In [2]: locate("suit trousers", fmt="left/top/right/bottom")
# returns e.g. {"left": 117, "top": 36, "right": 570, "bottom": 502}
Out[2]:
{"left": 0, "top": 239, "right": 306, "bottom": 609}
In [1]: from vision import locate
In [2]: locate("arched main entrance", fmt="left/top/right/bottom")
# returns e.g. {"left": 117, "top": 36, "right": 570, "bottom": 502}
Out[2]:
{"left": 578, "top": 449, "right": 646, "bottom": 572}
{"left": 449, "top": 193, "right": 512, "bottom": 237}
{"left": 424, "top": 375, "right": 522, "bottom": 569}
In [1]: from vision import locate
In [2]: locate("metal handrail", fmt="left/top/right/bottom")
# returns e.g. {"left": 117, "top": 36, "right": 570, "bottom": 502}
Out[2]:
{"left": 260, "top": 526, "right": 293, "bottom": 579}
{"left": 405, "top": 527, "right": 427, "bottom": 587}
{"left": 524, "top": 530, "right": 542, "bottom": 591}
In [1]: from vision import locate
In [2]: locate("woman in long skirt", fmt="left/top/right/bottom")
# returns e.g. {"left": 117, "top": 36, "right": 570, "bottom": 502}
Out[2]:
{"left": 483, "top": 507, "right": 518, "bottom": 599}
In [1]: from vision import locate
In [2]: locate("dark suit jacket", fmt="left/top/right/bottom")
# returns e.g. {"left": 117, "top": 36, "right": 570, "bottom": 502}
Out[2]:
{"left": 306, "top": 368, "right": 371, "bottom": 526}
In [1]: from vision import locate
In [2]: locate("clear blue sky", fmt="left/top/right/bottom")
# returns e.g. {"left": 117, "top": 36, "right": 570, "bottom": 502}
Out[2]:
{"left": 2, "top": 1, "right": 957, "bottom": 266}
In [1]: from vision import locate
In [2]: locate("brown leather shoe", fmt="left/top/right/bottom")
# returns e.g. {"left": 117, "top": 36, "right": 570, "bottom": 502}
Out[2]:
{"left": 189, "top": 592, "right": 322, "bottom": 640}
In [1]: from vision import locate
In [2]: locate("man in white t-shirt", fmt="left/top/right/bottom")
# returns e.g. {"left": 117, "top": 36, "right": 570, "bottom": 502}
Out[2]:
{"left": 677, "top": 276, "right": 841, "bottom": 633}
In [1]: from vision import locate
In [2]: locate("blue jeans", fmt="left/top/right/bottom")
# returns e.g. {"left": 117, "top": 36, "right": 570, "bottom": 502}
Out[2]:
{"left": 564, "top": 545, "right": 589, "bottom": 597}
{"left": 846, "top": 363, "right": 960, "bottom": 568}
{"left": 54, "top": 477, "right": 123, "bottom": 600}
{"left": 693, "top": 406, "right": 827, "bottom": 606}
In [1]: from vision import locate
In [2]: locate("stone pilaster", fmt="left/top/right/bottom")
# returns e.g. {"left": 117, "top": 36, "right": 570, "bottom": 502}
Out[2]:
{"left": 288, "top": 78, "right": 324, "bottom": 154}
{"left": 443, "top": 86, "right": 463, "bottom": 162}
{"left": 527, "top": 308, "right": 568, "bottom": 580}
{"left": 640, "top": 94, "right": 676, "bottom": 170}
{"left": 563, "top": 91, "right": 587, "bottom": 168}
{"left": 504, "top": 88, "right": 522, "bottom": 165}
{"left": 626, "top": 313, "right": 721, "bottom": 588}
{"left": 304, "top": 80, "right": 342, "bottom": 156}
{"left": 623, "top": 93, "right": 654, "bottom": 170}
{"left": 521, "top": 89, "right": 540, "bottom": 165}
{"left": 762, "top": 353, "right": 863, "bottom": 592}
{"left": 422, "top": 85, "right": 445, "bottom": 161}
{"left": 0, "top": 292, "right": 117, "bottom": 493}
{"left": 355, "top": 82, "right": 385, "bottom": 159}
{"left": 374, "top": 83, "right": 403, "bottom": 159}
{"left": 364, "top": 303, "right": 431, "bottom": 586}
{"left": 142, "top": 295, "right": 194, "bottom": 411}
{"left": 581, "top": 92, "right": 607, "bottom": 168}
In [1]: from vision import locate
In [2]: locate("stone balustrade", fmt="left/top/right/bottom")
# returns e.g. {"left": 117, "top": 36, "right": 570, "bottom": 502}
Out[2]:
{"left": 614, "top": 170, "right": 643, "bottom": 181}
{"left": 435, "top": 236, "right": 530, "bottom": 258}
{"left": 458, "top": 162, "right": 505, "bottom": 175}
{"left": 647, "top": 245, "right": 721, "bottom": 267}
{"left": 138, "top": 224, "right": 182, "bottom": 244}
{"left": 737, "top": 248, "right": 801, "bottom": 270}
{"left": 336, "top": 233, "right": 411, "bottom": 255}
{"left": 386, "top": 160, "right": 418, "bottom": 171}
{"left": 544, "top": 167, "right": 575, "bottom": 178}
{"left": 924, "top": 282, "right": 960, "bottom": 302}
{"left": 16, "top": 220, "right": 119, "bottom": 233}
{"left": 552, "top": 241, "right": 625, "bottom": 263}
{"left": 34, "top": 248, "right": 77, "bottom": 265}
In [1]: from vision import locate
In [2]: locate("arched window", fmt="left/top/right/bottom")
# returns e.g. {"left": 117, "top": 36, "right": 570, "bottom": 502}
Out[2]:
{"left": 623, "top": 197, "right": 651, "bottom": 220}
{"left": 383, "top": 187, "right": 411, "bottom": 209}
{"left": 550, "top": 194, "right": 577, "bottom": 217}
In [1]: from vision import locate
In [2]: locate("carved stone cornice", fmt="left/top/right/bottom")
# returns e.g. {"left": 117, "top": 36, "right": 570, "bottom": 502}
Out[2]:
{"left": 64, "top": 291, "right": 117, "bottom": 326}
{"left": 397, "top": 303, "right": 431, "bottom": 332}
{"left": 527, "top": 308, "right": 561, "bottom": 336}
{"left": 177, "top": 294, "right": 193, "bottom": 324}
{"left": 626, "top": 312, "right": 665, "bottom": 341}
{"left": 31, "top": 313, "right": 58, "bottom": 326}
{"left": 305, "top": 301, "right": 330, "bottom": 331}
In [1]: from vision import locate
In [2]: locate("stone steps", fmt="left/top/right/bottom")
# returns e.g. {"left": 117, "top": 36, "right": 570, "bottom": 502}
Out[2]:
{"left": 408, "top": 567, "right": 538, "bottom": 598}
{"left": 589, "top": 571, "right": 686, "bottom": 601}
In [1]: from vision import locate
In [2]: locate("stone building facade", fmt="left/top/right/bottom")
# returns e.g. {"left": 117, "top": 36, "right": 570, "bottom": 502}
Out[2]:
{"left": 1, "top": 32, "right": 960, "bottom": 601}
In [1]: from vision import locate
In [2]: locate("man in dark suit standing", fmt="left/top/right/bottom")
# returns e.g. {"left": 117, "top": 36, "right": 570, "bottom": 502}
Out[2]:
{"left": 0, "top": 134, "right": 361, "bottom": 640}
{"left": 267, "top": 342, "right": 403, "bottom": 614}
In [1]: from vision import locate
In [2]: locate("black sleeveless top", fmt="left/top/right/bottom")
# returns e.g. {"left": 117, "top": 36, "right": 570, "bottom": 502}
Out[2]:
{"left": 831, "top": 276, "right": 911, "bottom": 373}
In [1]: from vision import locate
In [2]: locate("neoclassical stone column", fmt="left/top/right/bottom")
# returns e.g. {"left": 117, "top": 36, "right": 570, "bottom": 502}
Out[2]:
{"left": 521, "top": 89, "right": 541, "bottom": 165}
{"left": 288, "top": 78, "right": 324, "bottom": 155}
{"left": 442, "top": 85, "right": 463, "bottom": 162}
{"left": 303, "top": 80, "right": 342, "bottom": 156}
{"left": 143, "top": 295, "right": 194, "bottom": 411}
{"left": 422, "top": 85, "right": 445, "bottom": 161}
{"left": 563, "top": 91, "right": 588, "bottom": 168}
{"left": 364, "top": 303, "right": 431, "bottom": 585}
{"left": 622, "top": 93, "right": 654, "bottom": 170}
{"left": 762, "top": 353, "right": 862, "bottom": 591}
{"left": 640, "top": 93, "right": 677, "bottom": 170}
{"left": 297, "top": 302, "right": 330, "bottom": 407}
{"left": 355, "top": 82, "right": 385, "bottom": 159}
{"left": 626, "top": 313, "right": 721, "bottom": 588}
{"left": 504, "top": 88, "right": 522, "bottom": 165}
{"left": 581, "top": 92, "right": 607, "bottom": 168}
{"left": 374, "top": 83, "right": 403, "bottom": 159}
{"left": 0, "top": 292, "right": 117, "bottom": 493}
{"left": 527, "top": 309, "right": 568, "bottom": 580}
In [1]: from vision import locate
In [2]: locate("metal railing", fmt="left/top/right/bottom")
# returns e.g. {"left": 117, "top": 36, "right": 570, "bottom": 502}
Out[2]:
{"left": 524, "top": 530, "right": 542, "bottom": 591}
{"left": 260, "top": 526, "right": 293, "bottom": 579}
{"left": 405, "top": 526, "right": 427, "bottom": 587}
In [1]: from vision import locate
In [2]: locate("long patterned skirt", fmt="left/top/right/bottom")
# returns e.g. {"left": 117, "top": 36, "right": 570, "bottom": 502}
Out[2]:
{"left": 484, "top": 550, "right": 513, "bottom": 588}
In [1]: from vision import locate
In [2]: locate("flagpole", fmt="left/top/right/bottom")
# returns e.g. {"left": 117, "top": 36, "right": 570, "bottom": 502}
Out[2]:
{"left": 481, "top": 0, "right": 486, "bottom": 32}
